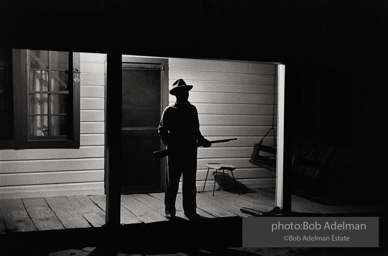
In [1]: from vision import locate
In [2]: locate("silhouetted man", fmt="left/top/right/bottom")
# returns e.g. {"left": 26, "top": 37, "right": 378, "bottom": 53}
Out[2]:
{"left": 158, "top": 79, "right": 211, "bottom": 220}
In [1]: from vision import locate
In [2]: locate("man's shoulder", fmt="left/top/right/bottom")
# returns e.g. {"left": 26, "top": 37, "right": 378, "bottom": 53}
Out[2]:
{"left": 162, "top": 105, "right": 177, "bottom": 116}
{"left": 163, "top": 103, "right": 197, "bottom": 112}
{"left": 188, "top": 103, "right": 198, "bottom": 112}
{"left": 164, "top": 104, "right": 177, "bottom": 111}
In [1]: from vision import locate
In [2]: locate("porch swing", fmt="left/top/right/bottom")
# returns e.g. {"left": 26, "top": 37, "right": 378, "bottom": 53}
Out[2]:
{"left": 249, "top": 81, "right": 277, "bottom": 172}
{"left": 249, "top": 128, "right": 277, "bottom": 172}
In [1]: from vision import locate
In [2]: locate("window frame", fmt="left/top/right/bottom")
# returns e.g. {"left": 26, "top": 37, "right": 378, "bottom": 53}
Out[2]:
{"left": 9, "top": 49, "right": 80, "bottom": 149}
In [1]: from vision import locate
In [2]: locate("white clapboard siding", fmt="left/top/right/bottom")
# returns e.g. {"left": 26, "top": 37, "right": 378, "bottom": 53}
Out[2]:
{"left": 185, "top": 92, "right": 275, "bottom": 105}
{"left": 81, "top": 122, "right": 105, "bottom": 134}
{"left": 196, "top": 168, "right": 275, "bottom": 180}
{"left": 81, "top": 86, "right": 105, "bottom": 98}
{"left": 80, "top": 53, "right": 107, "bottom": 63}
{"left": 81, "top": 98, "right": 105, "bottom": 110}
{"left": 80, "top": 135, "right": 105, "bottom": 146}
{"left": 80, "top": 62, "right": 105, "bottom": 74}
{"left": 180, "top": 81, "right": 276, "bottom": 94}
{"left": 200, "top": 126, "right": 275, "bottom": 136}
{"left": 197, "top": 147, "right": 267, "bottom": 159}
{"left": 0, "top": 53, "right": 106, "bottom": 199}
{"left": 196, "top": 103, "right": 277, "bottom": 115}
{"left": 0, "top": 182, "right": 104, "bottom": 200}
{"left": 169, "top": 58, "right": 276, "bottom": 74}
{"left": 196, "top": 158, "right": 261, "bottom": 169}
{"left": 170, "top": 70, "right": 275, "bottom": 84}
{"left": 0, "top": 147, "right": 104, "bottom": 161}
{"left": 199, "top": 115, "right": 274, "bottom": 126}
{"left": 0, "top": 158, "right": 104, "bottom": 174}
{"left": 81, "top": 110, "right": 105, "bottom": 122}
{"left": 0, "top": 170, "right": 104, "bottom": 186}
{"left": 169, "top": 58, "right": 278, "bottom": 189}
{"left": 80, "top": 74, "right": 105, "bottom": 86}
{"left": 200, "top": 136, "right": 276, "bottom": 148}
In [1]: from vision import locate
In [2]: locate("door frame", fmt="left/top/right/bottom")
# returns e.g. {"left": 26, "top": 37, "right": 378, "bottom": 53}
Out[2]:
{"left": 121, "top": 55, "right": 169, "bottom": 192}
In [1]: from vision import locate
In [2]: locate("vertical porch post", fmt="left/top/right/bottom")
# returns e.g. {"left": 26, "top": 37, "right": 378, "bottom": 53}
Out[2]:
{"left": 105, "top": 52, "right": 122, "bottom": 226}
{"left": 276, "top": 64, "right": 292, "bottom": 214}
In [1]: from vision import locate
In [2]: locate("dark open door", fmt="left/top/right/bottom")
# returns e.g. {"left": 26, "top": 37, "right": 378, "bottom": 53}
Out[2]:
{"left": 121, "top": 58, "right": 168, "bottom": 194}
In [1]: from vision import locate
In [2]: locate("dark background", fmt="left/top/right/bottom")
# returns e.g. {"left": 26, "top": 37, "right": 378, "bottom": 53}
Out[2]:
{"left": 3, "top": 0, "right": 387, "bottom": 144}
{"left": 1, "top": 0, "right": 387, "bottom": 253}
{"left": 2, "top": 0, "right": 387, "bottom": 211}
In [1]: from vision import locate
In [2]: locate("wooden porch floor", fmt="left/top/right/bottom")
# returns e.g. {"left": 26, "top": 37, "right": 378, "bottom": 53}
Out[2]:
{"left": 0, "top": 188, "right": 382, "bottom": 235}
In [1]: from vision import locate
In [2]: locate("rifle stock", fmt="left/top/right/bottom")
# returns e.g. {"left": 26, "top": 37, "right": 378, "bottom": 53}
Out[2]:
{"left": 153, "top": 138, "right": 237, "bottom": 161}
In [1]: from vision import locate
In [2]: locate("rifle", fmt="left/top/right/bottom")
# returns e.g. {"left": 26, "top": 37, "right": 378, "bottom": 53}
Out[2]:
{"left": 153, "top": 138, "right": 237, "bottom": 161}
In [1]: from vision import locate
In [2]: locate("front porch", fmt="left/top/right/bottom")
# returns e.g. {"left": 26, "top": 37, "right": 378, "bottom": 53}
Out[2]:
{"left": 0, "top": 188, "right": 383, "bottom": 255}
{"left": 1, "top": 187, "right": 382, "bottom": 233}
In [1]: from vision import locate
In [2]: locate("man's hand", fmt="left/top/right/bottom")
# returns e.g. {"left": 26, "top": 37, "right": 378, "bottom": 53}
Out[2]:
{"left": 200, "top": 138, "right": 212, "bottom": 148}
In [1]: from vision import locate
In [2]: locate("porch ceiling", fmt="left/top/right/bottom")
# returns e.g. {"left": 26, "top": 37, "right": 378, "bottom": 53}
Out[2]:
{"left": 1, "top": 0, "right": 387, "bottom": 65}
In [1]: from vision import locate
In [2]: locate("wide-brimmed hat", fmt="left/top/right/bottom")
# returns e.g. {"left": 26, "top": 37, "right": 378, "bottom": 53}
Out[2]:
{"left": 169, "top": 79, "right": 193, "bottom": 95}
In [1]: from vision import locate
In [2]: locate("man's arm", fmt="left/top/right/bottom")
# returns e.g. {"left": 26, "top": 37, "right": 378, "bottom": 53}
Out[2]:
{"left": 158, "top": 108, "right": 170, "bottom": 146}
{"left": 192, "top": 105, "right": 212, "bottom": 147}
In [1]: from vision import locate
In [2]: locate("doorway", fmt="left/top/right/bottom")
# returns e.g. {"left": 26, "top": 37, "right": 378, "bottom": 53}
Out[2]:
{"left": 121, "top": 57, "right": 168, "bottom": 194}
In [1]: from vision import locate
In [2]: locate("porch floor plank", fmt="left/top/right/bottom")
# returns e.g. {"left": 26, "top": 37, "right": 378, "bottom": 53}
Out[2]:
{"left": 213, "top": 191, "right": 279, "bottom": 213}
{"left": 210, "top": 191, "right": 259, "bottom": 208}
{"left": 175, "top": 193, "right": 214, "bottom": 219}
{"left": 23, "top": 198, "right": 65, "bottom": 231}
{"left": 148, "top": 192, "right": 189, "bottom": 220}
{"left": 197, "top": 193, "right": 250, "bottom": 217}
{"left": 148, "top": 192, "right": 214, "bottom": 219}
{"left": 261, "top": 188, "right": 367, "bottom": 214}
{"left": 45, "top": 197, "right": 91, "bottom": 229}
{"left": 242, "top": 189, "right": 277, "bottom": 207}
{"left": 88, "top": 195, "right": 141, "bottom": 225}
{"left": 121, "top": 195, "right": 167, "bottom": 223}
{"left": 0, "top": 199, "right": 36, "bottom": 232}
{"left": 130, "top": 194, "right": 170, "bottom": 218}
{"left": 195, "top": 194, "right": 237, "bottom": 218}
{"left": 67, "top": 195, "right": 106, "bottom": 228}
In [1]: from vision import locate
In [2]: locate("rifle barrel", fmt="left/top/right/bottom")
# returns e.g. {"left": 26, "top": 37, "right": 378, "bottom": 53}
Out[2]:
{"left": 153, "top": 138, "right": 237, "bottom": 161}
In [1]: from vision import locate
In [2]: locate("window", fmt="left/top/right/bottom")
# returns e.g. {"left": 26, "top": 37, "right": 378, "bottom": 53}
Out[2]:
{"left": 0, "top": 48, "right": 80, "bottom": 149}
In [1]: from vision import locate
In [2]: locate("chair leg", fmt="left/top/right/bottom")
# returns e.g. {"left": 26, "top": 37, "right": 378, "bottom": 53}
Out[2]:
{"left": 202, "top": 167, "right": 210, "bottom": 193}
{"left": 230, "top": 171, "right": 239, "bottom": 195}
{"left": 212, "top": 169, "right": 217, "bottom": 196}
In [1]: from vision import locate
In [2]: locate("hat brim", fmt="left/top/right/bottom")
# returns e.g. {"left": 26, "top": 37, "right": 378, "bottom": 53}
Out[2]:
{"left": 169, "top": 85, "right": 193, "bottom": 95}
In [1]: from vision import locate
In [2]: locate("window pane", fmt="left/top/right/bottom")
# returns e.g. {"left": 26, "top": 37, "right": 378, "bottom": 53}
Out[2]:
{"left": 25, "top": 50, "right": 77, "bottom": 144}
{"left": 29, "top": 70, "right": 49, "bottom": 91}
{"left": 50, "top": 116, "right": 68, "bottom": 136}
{"left": 30, "top": 116, "right": 49, "bottom": 137}
{"left": 30, "top": 94, "right": 48, "bottom": 114}
{"left": 51, "top": 94, "right": 68, "bottom": 114}
{"left": 30, "top": 50, "right": 49, "bottom": 69}
{"left": 50, "top": 71, "right": 68, "bottom": 91}
{"left": 50, "top": 51, "right": 69, "bottom": 70}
